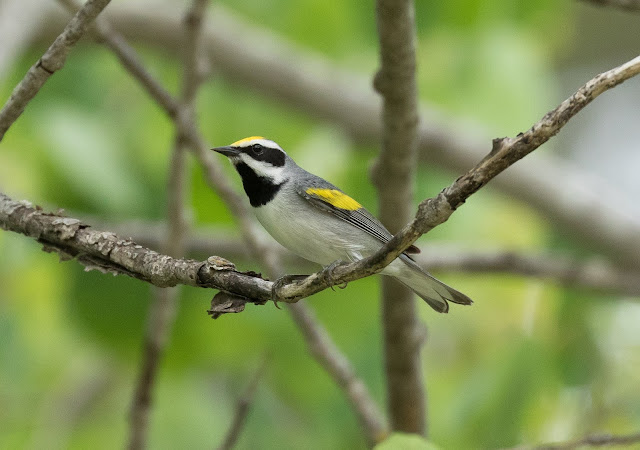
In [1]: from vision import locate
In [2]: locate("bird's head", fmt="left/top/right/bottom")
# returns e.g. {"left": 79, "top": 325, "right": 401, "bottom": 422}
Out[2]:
{"left": 212, "top": 136, "right": 289, "bottom": 183}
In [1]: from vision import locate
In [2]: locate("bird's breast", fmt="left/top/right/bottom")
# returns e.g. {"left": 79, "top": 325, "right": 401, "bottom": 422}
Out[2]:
{"left": 253, "top": 191, "right": 368, "bottom": 266}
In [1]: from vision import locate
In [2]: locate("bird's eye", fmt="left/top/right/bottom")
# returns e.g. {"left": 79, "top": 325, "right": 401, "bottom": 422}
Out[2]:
{"left": 251, "top": 144, "right": 264, "bottom": 155}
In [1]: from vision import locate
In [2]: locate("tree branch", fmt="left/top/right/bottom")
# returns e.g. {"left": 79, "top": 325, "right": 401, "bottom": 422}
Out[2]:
{"left": 373, "top": 0, "right": 425, "bottom": 435}
{"left": 285, "top": 303, "right": 389, "bottom": 445}
{"left": 0, "top": 0, "right": 111, "bottom": 140}
{"left": 415, "top": 248, "right": 640, "bottom": 296}
{"left": 0, "top": 192, "right": 272, "bottom": 298}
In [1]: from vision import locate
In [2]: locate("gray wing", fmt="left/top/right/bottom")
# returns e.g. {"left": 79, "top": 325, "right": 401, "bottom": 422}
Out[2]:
{"left": 296, "top": 184, "right": 420, "bottom": 255}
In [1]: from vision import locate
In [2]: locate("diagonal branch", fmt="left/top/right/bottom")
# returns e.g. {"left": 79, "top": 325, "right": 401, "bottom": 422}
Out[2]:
{"left": 0, "top": 0, "right": 111, "bottom": 140}
{"left": 373, "top": 0, "right": 425, "bottom": 435}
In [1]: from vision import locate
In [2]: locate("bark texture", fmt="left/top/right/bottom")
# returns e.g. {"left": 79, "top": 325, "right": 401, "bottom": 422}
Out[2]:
{"left": 373, "top": 0, "right": 425, "bottom": 435}
{"left": 0, "top": 193, "right": 272, "bottom": 300}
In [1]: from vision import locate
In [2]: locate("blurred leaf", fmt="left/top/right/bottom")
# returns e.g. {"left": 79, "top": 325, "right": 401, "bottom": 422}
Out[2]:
{"left": 35, "top": 105, "right": 145, "bottom": 214}
{"left": 554, "top": 291, "right": 602, "bottom": 386}
{"left": 66, "top": 269, "right": 150, "bottom": 357}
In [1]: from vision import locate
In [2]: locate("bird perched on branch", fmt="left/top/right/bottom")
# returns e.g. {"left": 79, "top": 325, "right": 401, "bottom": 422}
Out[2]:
{"left": 212, "top": 136, "right": 472, "bottom": 313}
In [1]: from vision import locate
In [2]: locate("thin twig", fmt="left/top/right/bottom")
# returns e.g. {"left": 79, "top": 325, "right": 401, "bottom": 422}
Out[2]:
{"left": 127, "top": 1, "right": 208, "bottom": 448}
{"left": 217, "top": 358, "right": 267, "bottom": 450}
{"left": 373, "top": 0, "right": 425, "bottom": 435}
{"left": 507, "top": 430, "right": 640, "bottom": 449}
{"left": 127, "top": 287, "right": 178, "bottom": 450}
{"left": 0, "top": 0, "right": 111, "bottom": 140}
{"left": 56, "top": 0, "right": 180, "bottom": 117}
{"left": 285, "top": 303, "right": 389, "bottom": 445}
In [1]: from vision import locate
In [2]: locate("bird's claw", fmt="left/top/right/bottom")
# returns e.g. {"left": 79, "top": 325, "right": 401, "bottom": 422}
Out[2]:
{"left": 271, "top": 274, "right": 308, "bottom": 308}
{"left": 321, "top": 260, "right": 348, "bottom": 291}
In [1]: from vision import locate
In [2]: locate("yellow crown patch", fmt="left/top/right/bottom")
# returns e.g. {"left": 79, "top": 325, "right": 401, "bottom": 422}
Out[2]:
{"left": 306, "top": 188, "right": 362, "bottom": 211}
{"left": 231, "top": 136, "right": 265, "bottom": 147}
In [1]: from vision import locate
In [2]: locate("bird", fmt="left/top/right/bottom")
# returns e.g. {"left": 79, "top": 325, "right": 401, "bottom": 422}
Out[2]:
{"left": 212, "top": 136, "right": 473, "bottom": 313}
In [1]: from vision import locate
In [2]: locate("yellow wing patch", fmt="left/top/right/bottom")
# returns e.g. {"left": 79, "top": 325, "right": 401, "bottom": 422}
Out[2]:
{"left": 305, "top": 188, "right": 362, "bottom": 211}
{"left": 231, "top": 136, "right": 265, "bottom": 147}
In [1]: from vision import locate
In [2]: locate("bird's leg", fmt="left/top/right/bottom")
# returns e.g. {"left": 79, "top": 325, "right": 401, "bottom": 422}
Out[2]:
{"left": 271, "top": 274, "right": 308, "bottom": 309}
{"left": 320, "top": 260, "right": 348, "bottom": 291}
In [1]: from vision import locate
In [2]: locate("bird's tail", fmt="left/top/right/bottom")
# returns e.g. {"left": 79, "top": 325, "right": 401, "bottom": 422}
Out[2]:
{"left": 390, "top": 256, "right": 473, "bottom": 313}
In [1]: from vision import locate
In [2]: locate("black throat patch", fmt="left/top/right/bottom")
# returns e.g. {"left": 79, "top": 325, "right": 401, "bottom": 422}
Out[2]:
{"left": 235, "top": 162, "right": 285, "bottom": 207}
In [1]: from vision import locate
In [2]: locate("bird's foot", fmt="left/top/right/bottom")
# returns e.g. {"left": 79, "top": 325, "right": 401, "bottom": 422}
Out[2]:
{"left": 321, "top": 260, "right": 348, "bottom": 291}
{"left": 271, "top": 274, "right": 308, "bottom": 309}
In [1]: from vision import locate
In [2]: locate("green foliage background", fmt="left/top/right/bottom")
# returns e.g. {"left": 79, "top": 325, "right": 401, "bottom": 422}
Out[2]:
{"left": 1, "top": 0, "right": 639, "bottom": 448}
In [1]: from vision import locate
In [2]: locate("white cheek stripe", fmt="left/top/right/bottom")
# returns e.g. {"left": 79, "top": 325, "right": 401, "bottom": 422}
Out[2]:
{"left": 237, "top": 153, "right": 286, "bottom": 184}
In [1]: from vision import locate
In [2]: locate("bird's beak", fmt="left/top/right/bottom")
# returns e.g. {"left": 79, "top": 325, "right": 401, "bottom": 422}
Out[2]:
{"left": 211, "top": 146, "right": 240, "bottom": 157}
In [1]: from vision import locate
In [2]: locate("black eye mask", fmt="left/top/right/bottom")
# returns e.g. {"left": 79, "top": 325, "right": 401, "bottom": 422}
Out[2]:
{"left": 243, "top": 146, "right": 285, "bottom": 167}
